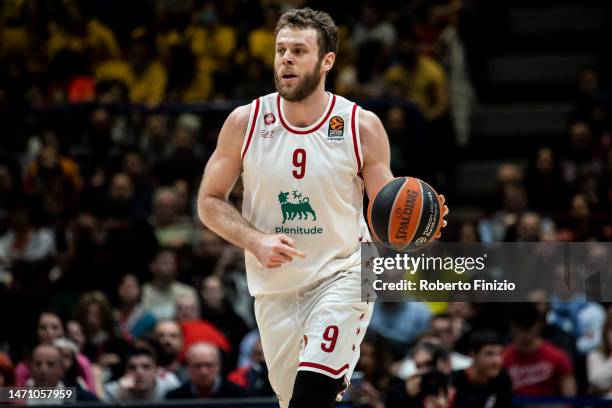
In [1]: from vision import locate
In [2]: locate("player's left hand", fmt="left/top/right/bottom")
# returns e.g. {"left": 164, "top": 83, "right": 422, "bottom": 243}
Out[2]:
{"left": 435, "top": 194, "right": 449, "bottom": 240}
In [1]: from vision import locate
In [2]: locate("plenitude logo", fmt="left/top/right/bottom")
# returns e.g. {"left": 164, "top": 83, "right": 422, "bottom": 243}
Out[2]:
{"left": 275, "top": 190, "right": 323, "bottom": 235}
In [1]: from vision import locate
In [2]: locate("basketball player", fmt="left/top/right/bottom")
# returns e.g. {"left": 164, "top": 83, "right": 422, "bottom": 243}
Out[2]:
{"left": 197, "top": 8, "right": 448, "bottom": 407}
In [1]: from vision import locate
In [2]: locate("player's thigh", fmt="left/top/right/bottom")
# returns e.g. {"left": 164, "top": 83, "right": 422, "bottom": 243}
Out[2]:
{"left": 254, "top": 293, "right": 302, "bottom": 405}
{"left": 298, "top": 271, "right": 373, "bottom": 380}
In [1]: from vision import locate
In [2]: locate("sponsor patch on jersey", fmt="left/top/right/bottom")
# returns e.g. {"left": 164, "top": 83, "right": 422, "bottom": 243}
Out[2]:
{"left": 264, "top": 112, "right": 276, "bottom": 125}
{"left": 275, "top": 190, "right": 324, "bottom": 235}
{"left": 328, "top": 116, "right": 344, "bottom": 142}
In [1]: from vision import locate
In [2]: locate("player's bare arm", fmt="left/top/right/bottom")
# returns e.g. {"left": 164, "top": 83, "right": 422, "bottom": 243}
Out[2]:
{"left": 359, "top": 109, "right": 449, "bottom": 237}
{"left": 197, "top": 105, "right": 305, "bottom": 268}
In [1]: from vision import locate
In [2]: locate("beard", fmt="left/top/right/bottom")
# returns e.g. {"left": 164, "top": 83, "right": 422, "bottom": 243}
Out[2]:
{"left": 274, "top": 58, "right": 323, "bottom": 102}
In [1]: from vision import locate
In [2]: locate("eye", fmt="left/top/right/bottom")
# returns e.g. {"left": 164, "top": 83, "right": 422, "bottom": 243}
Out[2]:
{"left": 276, "top": 47, "right": 285, "bottom": 54}
{"left": 294, "top": 48, "right": 304, "bottom": 55}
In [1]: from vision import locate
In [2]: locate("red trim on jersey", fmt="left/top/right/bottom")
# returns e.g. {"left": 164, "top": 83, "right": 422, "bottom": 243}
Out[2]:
{"left": 241, "top": 98, "right": 260, "bottom": 161}
{"left": 351, "top": 103, "right": 361, "bottom": 171}
{"left": 298, "top": 362, "right": 349, "bottom": 376}
{"left": 277, "top": 93, "right": 336, "bottom": 135}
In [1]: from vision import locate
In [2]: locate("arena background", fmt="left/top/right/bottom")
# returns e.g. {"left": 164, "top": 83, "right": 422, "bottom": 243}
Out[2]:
{"left": 0, "top": 0, "right": 611, "bottom": 406}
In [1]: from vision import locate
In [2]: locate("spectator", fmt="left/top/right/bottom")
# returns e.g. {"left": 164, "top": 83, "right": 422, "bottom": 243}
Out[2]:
{"left": 452, "top": 330, "right": 512, "bottom": 408}
{"left": 25, "top": 344, "right": 69, "bottom": 405}
{"left": 15, "top": 311, "right": 96, "bottom": 392}
{"left": 46, "top": 1, "right": 120, "bottom": 65}
{"left": 439, "top": 0, "right": 476, "bottom": 147}
{"left": 25, "top": 343, "right": 98, "bottom": 403}
{"left": 53, "top": 338, "right": 99, "bottom": 400}
{"left": 153, "top": 320, "right": 187, "bottom": 382}
{"left": 142, "top": 249, "right": 197, "bottom": 320}
{"left": 0, "top": 199, "right": 56, "bottom": 279}
{"left": 166, "top": 342, "right": 246, "bottom": 399}
{"left": 75, "top": 291, "right": 130, "bottom": 380}
{"left": 386, "top": 342, "right": 453, "bottom": 408}
{"left": 200, "top": 275, "right": 250, "bottom": 357}
{"left": 154, "top": 119, "right": 205, "bottom": 186}
{"left": 385, "top": 35, "right": 449, "bottom": 122}
{"left": 431, "top": 313, "right": 473, "bottom": 370}
{"left": 369, "top": 302, "right": 432, "bottom": 359}
{"left": 526, "top": 147, "right": 568, "bottom": 214}
{"left": 114, "top": 273, "right": 157, "bottom": 342}
{"left": 546, "top": 266, "right": 606, "bottom": 356}
{"left": 587, "top": 311, "right": 612, "bottom": 396}
{"left": 0, "top": 352, "right": 15, "bottom": 387}
{"left": 121, "top": 150, "right": 154, "bottom": 217}
{"left": 66, "top": 320, "right": 86, "bottom": 351}
{"left": 503, "top": 303, "right": 576, "bottom": 396}
{"left": 397, "top": 314, "right": 473, "bottom": 378}
{"left": 23, "top": 136, "right": 81, "bottom": 203}
{"left": 139, "top": 114, "right": 171, "bottom": 166}
{"left": 164, "top": 44, "right": 212, "bottom": 102}
{"left": 185, "top": 1, "right": 237, "bottom": 69}
{"left": 351, "top": 4, "right": 397, "bottom": 49}
{"left": 104, "top": 346, "right": 180, "bottom": 402}
{"left": 228, "top": 336, "right": 274, "bottom": 397}
{"left": 105, "top": 172, "right": 136, "bottom": 219}
{"left": 348, "top": 333, "right": 393, "bottom": 408}
{"left": 248, "top": 7, "right": 278, "bottom": 68}
{"left": 0, "top": 0, "right": 51, "bottom": 82}
{"left": 176, "top": 292, "right": 231, "bottom": 358}
{"left": 149, "top": 188, "right": 197, "bottom": 248}
{"left": 95, "top": 28, "right": 167, "bottom": 105}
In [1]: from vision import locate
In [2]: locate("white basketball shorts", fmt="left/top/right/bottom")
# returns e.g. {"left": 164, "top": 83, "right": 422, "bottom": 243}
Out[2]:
{"left": 254, "top": 270, "right": 374, "bottom": 407}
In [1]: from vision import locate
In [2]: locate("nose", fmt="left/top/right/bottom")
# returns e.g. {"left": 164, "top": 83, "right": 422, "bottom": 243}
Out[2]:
{"left": 281, "top": 50, "right": 293, "bottom": 65}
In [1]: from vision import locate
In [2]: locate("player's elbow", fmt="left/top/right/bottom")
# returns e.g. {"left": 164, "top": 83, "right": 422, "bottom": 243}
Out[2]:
{"left": 196, "top": 192, "right": 225, "bottom": 227}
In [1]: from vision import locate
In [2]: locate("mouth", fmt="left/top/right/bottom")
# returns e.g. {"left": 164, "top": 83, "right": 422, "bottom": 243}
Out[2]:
{"left": 281, "top": 73, "right": 298, "bottom": 82}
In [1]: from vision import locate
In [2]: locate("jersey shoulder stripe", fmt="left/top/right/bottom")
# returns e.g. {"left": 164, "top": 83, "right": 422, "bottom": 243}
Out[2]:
{"left": 240, "top": 98, "right": 261, "bottom": 161}
{"left": 350, "top": 103, "right": 362, "bottom": 171}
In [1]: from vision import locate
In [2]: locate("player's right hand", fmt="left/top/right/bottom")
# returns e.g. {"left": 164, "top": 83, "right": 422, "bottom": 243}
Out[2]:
{"left": 253, "top": 234, "right": 305, "bottom": 268}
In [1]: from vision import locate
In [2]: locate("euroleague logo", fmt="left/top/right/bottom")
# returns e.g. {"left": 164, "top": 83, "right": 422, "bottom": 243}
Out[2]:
{"left": 327, "top": 116, "right": 344, "bottom": 142}
{"left": 264, "top": 112, "right": 276, "bottom": 126}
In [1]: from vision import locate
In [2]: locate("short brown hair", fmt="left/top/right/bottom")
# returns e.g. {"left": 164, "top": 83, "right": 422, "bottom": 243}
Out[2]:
{"left": 275, "top": 8, "right": 339, "bottom": 57}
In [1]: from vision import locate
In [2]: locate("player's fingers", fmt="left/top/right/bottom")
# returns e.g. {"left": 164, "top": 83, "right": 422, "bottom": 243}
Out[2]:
{"left": 443, "top": 205, "right": 449, "bottom": 216}
{"left": 278, "top": 244, "right": 305, "bottom": 259}
{"left": 435, "top": 232, "right": 441, "bottom": 239}
{"left": 438, "top": 194, "right": 445, "bottom": 205}
{"left": 271, "top": 252, "right": 293, "bottom": 263}
{"left": 278, "top": 234, "right": 296, "bottom": 247}
{"left": 442, "top": 220, "right": 447, "bottom": 228}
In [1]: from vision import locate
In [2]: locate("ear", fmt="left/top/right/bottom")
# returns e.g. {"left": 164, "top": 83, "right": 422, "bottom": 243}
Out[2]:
{"left": 321, "top": 52, "right": 336, "bottom": 73}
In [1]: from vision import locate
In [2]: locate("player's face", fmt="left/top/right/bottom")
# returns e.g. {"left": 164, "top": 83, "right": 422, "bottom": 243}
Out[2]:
{"left": 274, "top": 27, "right": 326, "bottom": 102}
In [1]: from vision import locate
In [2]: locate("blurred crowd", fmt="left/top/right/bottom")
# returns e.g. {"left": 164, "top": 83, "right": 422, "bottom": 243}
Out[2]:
{"left": 0, "top": 0, "right": 611, "bottom": 406}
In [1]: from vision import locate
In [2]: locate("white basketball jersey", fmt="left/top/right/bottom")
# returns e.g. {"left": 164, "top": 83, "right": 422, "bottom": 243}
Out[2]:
{"left": 241, "top": 92, "right": 371, "bottom": 295}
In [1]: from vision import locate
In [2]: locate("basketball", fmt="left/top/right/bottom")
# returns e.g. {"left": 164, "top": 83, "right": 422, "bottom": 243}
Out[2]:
{"left": 367, "top": 177, "right": 443, "bottom": 250}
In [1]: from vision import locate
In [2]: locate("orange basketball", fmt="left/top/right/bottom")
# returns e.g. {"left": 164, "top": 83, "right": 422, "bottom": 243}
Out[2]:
{"left": 367, "top": 177, "right": 443, "bottom": 250}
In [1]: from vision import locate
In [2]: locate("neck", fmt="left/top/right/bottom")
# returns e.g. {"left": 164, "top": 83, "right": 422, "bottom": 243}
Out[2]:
{"left": 153, "top": 278, "right": 172, "bottom": 290}
{"left": 119, "top": 302, "right": 137, "bottom": 313}
{"left": 134, "top": 384, "right": 155, "bottom": 400}
{"left": 469, "top": 366, "right": 490, "bottom": 385}
{"left": 281, "top": 86, "right": 328, "bottom": 127}
{"left": 195, "top": 382, "right": 214, "bottom": 397}
{"left": 518, "top": 337, "right": 542, "bottom": 354}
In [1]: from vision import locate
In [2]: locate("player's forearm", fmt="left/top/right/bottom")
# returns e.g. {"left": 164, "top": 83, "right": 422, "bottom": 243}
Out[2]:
{"left": 198, "top": 195, "right": 263, "bottom": 252}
